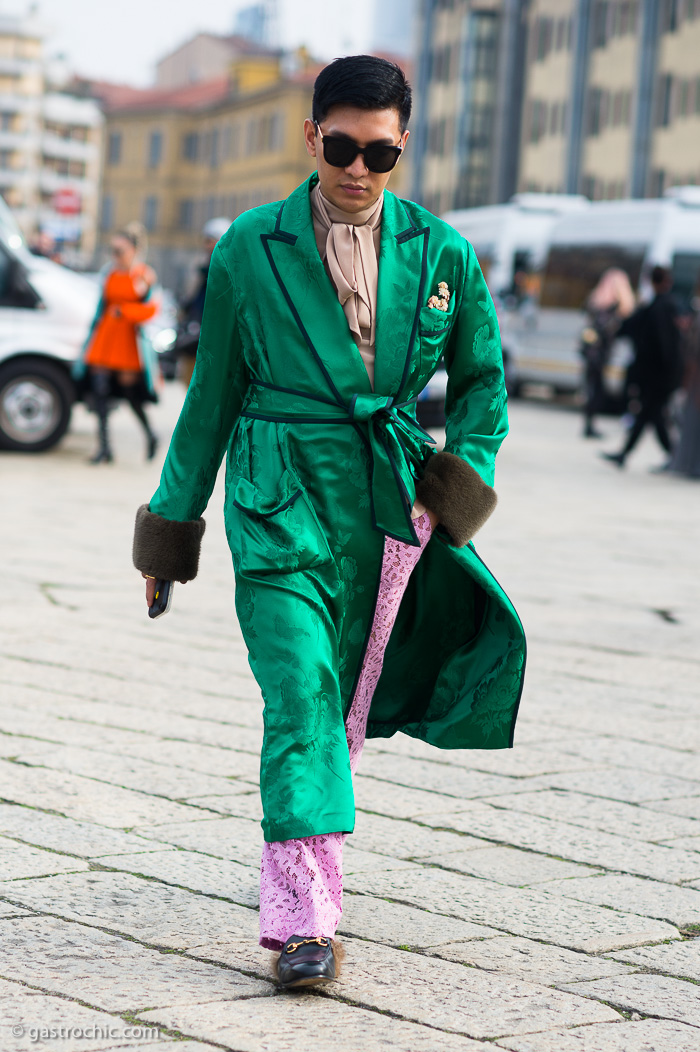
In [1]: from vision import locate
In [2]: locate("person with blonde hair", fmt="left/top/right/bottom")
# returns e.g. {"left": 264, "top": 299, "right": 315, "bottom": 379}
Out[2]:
{"left": 581, "top": 267, "right": 635, "bottom": 438}
{"left": 75, "top": 222, "right": 159, "bottom": 463}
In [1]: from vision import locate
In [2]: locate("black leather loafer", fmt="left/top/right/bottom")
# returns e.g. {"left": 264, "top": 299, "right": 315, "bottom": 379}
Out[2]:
{"left": 276, "top": 934, "right": 336, "bottom": 989}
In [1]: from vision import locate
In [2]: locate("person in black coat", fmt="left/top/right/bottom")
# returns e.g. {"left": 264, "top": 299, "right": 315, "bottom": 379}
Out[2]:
{"left": 602, "top": 266, "right": 683, "bottom": 468}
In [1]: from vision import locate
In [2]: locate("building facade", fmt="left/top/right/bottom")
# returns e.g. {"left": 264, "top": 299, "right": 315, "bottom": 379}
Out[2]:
{"left": 0, "top": 12, "right": 102, "bottom": 263}
{"left": 519, "top": 0, "right": 700, "bottom": 199}
{"left": 411, "top": 0, "right": 528, "bottom": 213}
{"left": 97, "top": 54, "right": 317, "bottom": 290}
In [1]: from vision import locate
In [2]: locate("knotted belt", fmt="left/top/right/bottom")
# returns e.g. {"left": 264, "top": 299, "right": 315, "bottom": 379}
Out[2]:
{"left": 240, "top": 380, "right": 436, "bottom": 546}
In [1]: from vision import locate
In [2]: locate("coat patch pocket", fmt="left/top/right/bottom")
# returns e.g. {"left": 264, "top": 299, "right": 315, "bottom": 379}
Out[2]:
{"left": 229, "top": 469, "right": 332, "bottom": 576}
{"left": 419, "top": 305, "right": 453, "bottom": 370}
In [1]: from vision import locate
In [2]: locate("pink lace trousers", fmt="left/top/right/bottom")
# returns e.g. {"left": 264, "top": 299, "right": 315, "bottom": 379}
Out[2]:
{"left": 259, "top": 513, "right": 433, "bottom": 949}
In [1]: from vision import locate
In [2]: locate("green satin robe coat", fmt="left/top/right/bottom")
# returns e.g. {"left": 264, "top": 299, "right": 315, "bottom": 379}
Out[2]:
{"left": 148, "top": 174, "right": 526, "bottom": 842}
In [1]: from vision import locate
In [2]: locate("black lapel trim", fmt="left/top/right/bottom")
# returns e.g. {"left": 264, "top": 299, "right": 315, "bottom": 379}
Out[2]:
{"left": 393, "top": 222, "right": 431, "bottom": 396}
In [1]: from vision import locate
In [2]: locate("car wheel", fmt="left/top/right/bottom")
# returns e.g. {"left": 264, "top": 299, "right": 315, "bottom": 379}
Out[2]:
{"left": 0, "top": 358, "right": 74, "bottom": 452}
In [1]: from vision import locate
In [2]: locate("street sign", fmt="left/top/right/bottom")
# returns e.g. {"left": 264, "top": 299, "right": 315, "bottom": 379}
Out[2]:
{"left": 52, "top": 187, "right": 81, "bottom": 215}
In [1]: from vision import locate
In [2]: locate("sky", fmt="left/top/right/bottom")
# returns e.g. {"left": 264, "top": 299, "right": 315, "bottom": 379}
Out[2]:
{"left": 5, "top": 0, "right": 375, "bottom": 85}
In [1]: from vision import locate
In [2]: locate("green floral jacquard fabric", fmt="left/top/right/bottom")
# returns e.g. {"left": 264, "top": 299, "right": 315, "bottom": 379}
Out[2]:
{"left": 147, "top": 174, "right": 526, "bottom": 842}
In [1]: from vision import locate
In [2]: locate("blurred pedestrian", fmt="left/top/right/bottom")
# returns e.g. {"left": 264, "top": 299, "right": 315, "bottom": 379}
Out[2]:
{"left": 602, "top": 265, "right": 683, "bottom": 469}
{"left": 74, "top": 222, "right": 159, "bottom": 464}
{"left": 132, "top": 55, "right": 525, "bottom": 988}
{"left": 175, "top": 217, "right": 231, "bottom": 387}
{"left": 580, "top": 268, "right": 635, "bottom": 438}
{"left": 670, "top": 285, "right": 700, "bottom": 478}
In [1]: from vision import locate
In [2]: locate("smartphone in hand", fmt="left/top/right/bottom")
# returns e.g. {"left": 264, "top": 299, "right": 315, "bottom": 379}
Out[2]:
{"left": 148, "top": 579, "right": 174, "bottom": 619}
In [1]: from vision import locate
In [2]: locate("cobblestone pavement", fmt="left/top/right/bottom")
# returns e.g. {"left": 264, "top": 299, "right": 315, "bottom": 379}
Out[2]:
{"left": 1, "top": 386, "right": 700, "bottom": 1052}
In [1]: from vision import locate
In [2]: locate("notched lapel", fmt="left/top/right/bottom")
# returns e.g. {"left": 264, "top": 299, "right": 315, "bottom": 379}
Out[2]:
{"left": 375, "top": 192, "right": 430, "bottom": 398}
{"left": 261, "top": 178, "right": 373, "bottom": 404}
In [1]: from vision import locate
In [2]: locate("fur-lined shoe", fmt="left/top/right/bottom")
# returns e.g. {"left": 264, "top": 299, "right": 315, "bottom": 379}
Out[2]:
{"left": 275, "top": 935, "right": 341, "bottom": 989}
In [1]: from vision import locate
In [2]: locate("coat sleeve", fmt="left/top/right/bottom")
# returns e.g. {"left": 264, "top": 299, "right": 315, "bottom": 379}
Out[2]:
{"left": 415, "top": 242, "right": 507, "bottom": 547}
{"left": 132, "top": 240, "right": 249, "bottom": 581}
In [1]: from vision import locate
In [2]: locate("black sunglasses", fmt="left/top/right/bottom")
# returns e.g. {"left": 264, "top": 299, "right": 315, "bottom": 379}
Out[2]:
{"left": 315, "top": 123, "right": 403, "bottom": 174}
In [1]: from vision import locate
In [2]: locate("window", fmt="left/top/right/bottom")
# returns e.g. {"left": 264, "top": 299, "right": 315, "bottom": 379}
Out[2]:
{"left": 541, "top": 243, "right": 645, "bottom": 308}
{"left": 148, "top": 131, "right": 163, "bottom": 168}
{"left": 593, "top": 2, "right": 610, "bottom": 47}
{"left": 100, "top": 195, "right": 114, "bottom": 232}
{"left": 268, "top": 112, "right": 284, "bottom": 151}
{"left": 182, "top": 132, "right": 199, "bottom": 161}
{"left": 655, "top": 74, "right": 673, "bottom": 126}
{"left": 0, "top": 149, "right": 11, "bottom": 170}
{"left": 535, "top": 17, "right": 553, "bottom": 61}
{"left": 178, "top": 199, "right": 194, "bottom": 230}
{"left": 107, "top": 131, "right": 121, "bottom": 165}
{"left": 0, "top": 112, "right": 12, "bottom": 130}
{"left": 209, "top": 128, "right": 219, "bottom": 168}
{"left": 143, "top": 195, "right": 158, "bottom": 231}
{"left": 660, "top": 0, "right": 680, "bottom": 31}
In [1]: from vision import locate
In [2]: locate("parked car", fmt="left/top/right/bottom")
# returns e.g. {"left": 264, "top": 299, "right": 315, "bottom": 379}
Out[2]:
{"left": 0, "top": 197, "right": 176, "bottom": 452}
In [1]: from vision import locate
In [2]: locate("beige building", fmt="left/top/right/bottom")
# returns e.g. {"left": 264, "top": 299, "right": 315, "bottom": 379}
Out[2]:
{"left": 0, "top": 11, "right": 102, "bottom": 262}
{"left": 519, "top": 0, "right": 700, "bottom": 199}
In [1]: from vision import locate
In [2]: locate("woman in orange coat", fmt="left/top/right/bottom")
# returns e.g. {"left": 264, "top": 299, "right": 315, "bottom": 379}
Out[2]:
{"left": 80, "top": 223, "right": 159, "bottom": 463}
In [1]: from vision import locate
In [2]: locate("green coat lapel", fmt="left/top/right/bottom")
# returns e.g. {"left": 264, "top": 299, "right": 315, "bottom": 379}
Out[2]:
{"left": 261, "top": 175, "right": 372, "bottom": 404}
{"left": 374, "top": 191, "right": 430, "bottom": 398}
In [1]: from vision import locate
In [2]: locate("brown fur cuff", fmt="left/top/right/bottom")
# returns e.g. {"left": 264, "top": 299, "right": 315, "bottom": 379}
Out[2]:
{"left": 132, "top": 504, "right": 206, "bottom": 581}
{"left": 415, "top": 451, "right": 497, "bottom": 547}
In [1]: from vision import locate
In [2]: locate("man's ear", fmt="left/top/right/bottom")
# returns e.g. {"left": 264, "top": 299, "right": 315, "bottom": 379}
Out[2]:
{"left": 303, "top": 119, "right": 318, "bottom": 159}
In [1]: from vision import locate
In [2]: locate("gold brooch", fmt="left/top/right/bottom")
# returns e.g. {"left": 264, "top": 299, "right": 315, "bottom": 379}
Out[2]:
{"left": 427, "top": 281, "right": 450, "bottom": 312}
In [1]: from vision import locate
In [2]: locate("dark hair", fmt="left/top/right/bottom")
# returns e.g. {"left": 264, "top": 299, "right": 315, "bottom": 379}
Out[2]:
{"left": 312, "top": 55, "right": 412, "bottom": 133}
{"left": 651, "top": 264, "right": 670, "bottom": 288}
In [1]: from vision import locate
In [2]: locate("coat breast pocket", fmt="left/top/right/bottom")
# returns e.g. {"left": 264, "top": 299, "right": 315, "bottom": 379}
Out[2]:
{"left": 228, "top": 469, "right": 333, "bottom": 577}
{"left": 418, "top": 306, "right": 454, "bottom": 370}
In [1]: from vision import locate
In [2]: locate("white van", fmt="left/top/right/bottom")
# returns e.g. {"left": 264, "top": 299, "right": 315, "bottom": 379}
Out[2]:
{"left": 504, "top": 187, "right": 700, "bottom": 396}
{"left": 441, "top": 194, "right": 589, "bottom": 394}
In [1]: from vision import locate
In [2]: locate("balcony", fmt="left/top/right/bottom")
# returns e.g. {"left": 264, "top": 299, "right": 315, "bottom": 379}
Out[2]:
{"left": 41, "top": 131, "right": 97, "bottom": 163}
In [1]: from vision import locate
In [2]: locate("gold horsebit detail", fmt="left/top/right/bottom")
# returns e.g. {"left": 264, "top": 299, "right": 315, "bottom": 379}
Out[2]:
{"left": 285, "top": 937, "right": 330, "bottom": 954}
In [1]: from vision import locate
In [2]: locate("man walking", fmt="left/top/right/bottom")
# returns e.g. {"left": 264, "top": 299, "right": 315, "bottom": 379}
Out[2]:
{"left": 133, "top": 55, "right": 525, "bottom": 988}
{"left": 603, "top": 265, "right": 683, "bottom": 468}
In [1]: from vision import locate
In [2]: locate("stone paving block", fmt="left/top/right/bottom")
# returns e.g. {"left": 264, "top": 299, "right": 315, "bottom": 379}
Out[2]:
{"left": 357, "top": 752, "right": 522, "bottom": 799}
{"left": 539, "top": 767, "right": 700, "bottom": 803}
{"left": 0, "top": 839, "right": 88, "bottom": 880}
{"left": 0, "top": 701, "right": 149, "bottom": 753}
{"left": 353, "top": 776, "right": 483, "bottom": 819}
{"left": 341, "top": 846, "right": 424, "bottom": 874}
{"left": 9, "top": 743, "right": 240, "bottom": 801}
{"left": 94, "top": 849, "right": 260, "bottom": 908}
{"left": 495, "top": 1019, "right": 700, "bottom": 1052}
{"left": 646, "top": 797, "right": 700, "bottom": 821}
{"left": 132, "top": 815, "right": 263, "bottom": 867}
{"left": 338, "top": 893, "right": 500, "bottom": 946}
{"left": 421, "top": 846, "right": 598, "bottom": 885}
{"left": 558, "top": 973, "right": 700, "bottom": 1027}
{"left": 479, "top": 789, "right": 700, "bottom": 843}
{"left": 0, "top": 916, "right": 273, "bottom": 1011}
{"left": 422, "top": 807, "right": 700, "bottom": 882}
{"left": 182, "top": 791, "right": 263, "bottom": 821}
{"left": 350, "top": 811, "right": 492, "bottom": 859}
{"left": 345, "top": 869, "right": 680, "bottom": 952}
{"left": 0, "top": 975, "right": 162, "bottom": 1052}
{"left": 559, "top": 736, "right": 700, "bottom": 784}
{"left": 433, "top": 935, "right": 633, "bottom": 984}
{"left": 662, "top": 837, "right": 700, "bottom": 853}
{"left": 126, "top": 738, "right": 260, "bottom": 780}
{"left": 609, "top": 940, "right": 700, "bottom": 981}
{"left": 544, "top": 873, "right": 700, "bottom": 926}
{"left": 0, "top": 871, "right": 261, "bottom": 948}
{"left": 324, "top": 939, "right": 620, "bottom": 1038}
{"left": 0, "top": 760, "right": 206, "bottom": 829}
{"left": 140, "top": 994, "right": 491, "bottom": 1052}
{"left": 0, "top": 803, "right": 179, "bottom": 859}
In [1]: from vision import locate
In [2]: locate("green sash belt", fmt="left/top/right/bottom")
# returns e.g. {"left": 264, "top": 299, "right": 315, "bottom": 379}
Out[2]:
{"left": 241, "top": 381, "right": 436, "bottom": 545}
